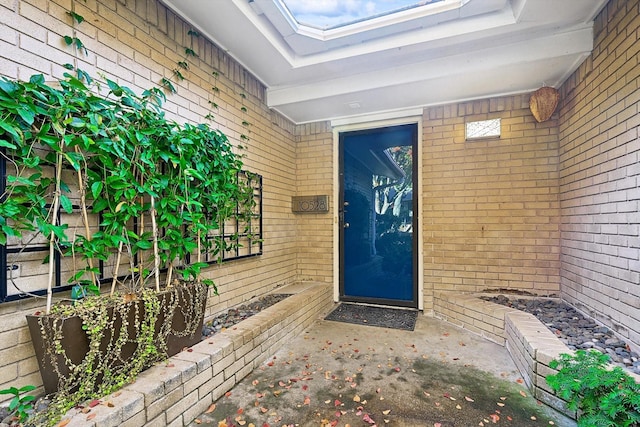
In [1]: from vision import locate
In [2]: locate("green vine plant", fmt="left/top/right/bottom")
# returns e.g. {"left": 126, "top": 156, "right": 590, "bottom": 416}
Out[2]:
{"left": 63, "top": 9, "right": 88, "bottom": 57}
{"left": 546, "top": 350, "right": 640, "bottom": 427}
{"left": 160, "top": 29, "right": 200, "bottom": 94}
{"left": 0, "top": 4, "right": 257, "bottom": 424}
{"left": 0, "top": 72, "right": 256, "bottom": 425}
{"left": 205, "top": 71, "right": 220, "bottom": 122}
{"left": 0, "top": 72, "right": 256, "bottom": 297}
{"left": 239, "top": 92, "right": 251, "bottom": 148}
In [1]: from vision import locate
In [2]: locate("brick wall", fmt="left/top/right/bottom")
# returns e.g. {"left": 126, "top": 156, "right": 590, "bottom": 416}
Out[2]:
{"left": 295, "top": 123, "right": 334, "bottom": 282}
{"left": 0, "top": 0, "right": 300, "bottom": 402}
{"left": 422, "top": 98, "right": 562, "bottom": 312}
{"left": 558, "top": 0, "right": 640, "bottom": 348}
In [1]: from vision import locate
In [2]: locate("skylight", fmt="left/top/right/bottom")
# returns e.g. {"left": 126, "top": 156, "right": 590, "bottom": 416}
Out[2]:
{"left": 281, "top": 0, "right": 444, "bottom": 29}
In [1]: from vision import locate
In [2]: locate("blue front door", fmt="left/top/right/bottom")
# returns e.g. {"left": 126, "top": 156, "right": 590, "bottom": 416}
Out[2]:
{"left": 339, "top": 124, "right": 417, "bottom": 308}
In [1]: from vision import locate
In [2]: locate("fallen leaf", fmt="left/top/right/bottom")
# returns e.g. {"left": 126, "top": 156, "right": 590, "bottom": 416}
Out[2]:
{"left": 88, "top": 399, "right": 101, "bottom": 408}
{"left": 497, "top": 402, "right": 505, "bottom": 407}
{"left": 218, "top": 421, "right": 228, "bottom": 427}
{"left": 465, "top": 396, "right": 475, "bottom": 402}
{"left": 304, "top": 396, "right": 311, "bottom": 405}
{"left": 57, "top": 421, "right": 71, "bottom": 427}
{"left": 531, "top": 416, "right": 537, "bottom": 420}
{"left": 382, "top": 410, "right": 391, "bottom": 415}
{"left": 516, "top": 378, "right": 524, "bottom": 384}
{"left": 489, "top": 414, "right": 500, "bottom": 423}
{"left": 86, "top": 414, "right": 96, "bottom": 421}
{"left": 260, "top": 407, "right": 268, "bottom": 413}
{"left": 237, "top": 408, "right": 244, "bottom": 415}
{"left": 456, "top": 404, "right": 462, "bottom": 409}
{"left": 353, "top": 395, "right": 361, "bottom": 402}
{"left": 205, "top": 403, "right": 216, "bottom": 414}
{"left": 435, "top": 423, "right": 442, "bottom": 427}
{"left": 252, "top": 380, "right": 259, "bottom": 386}
{"left": 520, "top": 390, "right": 527, "bottom": 397}
{"left": 363, "top": 413, "right": 375, "bottom": 424}
{"left": 225, "top": 391, "right": 232, "bottom": 397}
{"left": 106, "top": 401, "right": 115, "bottom": 408}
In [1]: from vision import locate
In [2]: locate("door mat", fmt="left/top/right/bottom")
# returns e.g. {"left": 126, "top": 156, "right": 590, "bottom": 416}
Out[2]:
{"left": 324, "top": 303, "right": 418, "bottom": 331}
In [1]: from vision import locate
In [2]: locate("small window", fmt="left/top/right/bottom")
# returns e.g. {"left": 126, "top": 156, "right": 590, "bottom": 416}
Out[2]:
{"left": 465, "top": 118, "right": 501, "bottom": 140}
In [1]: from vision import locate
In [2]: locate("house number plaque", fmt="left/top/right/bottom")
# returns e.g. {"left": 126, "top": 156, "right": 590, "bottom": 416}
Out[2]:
{"left": 292, "top": 195, "right": 328, "bottom": 213}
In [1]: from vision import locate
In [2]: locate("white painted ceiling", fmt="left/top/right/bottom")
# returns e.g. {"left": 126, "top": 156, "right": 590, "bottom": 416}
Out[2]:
{"left": 160, "top": 0, "right": 608, "bottom": 124}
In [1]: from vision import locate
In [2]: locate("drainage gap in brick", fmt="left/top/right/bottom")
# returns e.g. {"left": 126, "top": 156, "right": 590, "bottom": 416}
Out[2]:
{"left": 202, "top": 294, "right": 292, "bottom": 338}
{"left": 481, "top": 294, "right": 640, "bottom": 375}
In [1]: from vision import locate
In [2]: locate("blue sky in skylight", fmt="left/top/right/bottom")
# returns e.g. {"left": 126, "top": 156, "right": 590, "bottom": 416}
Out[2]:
{"left": 282, "top": 0, "right": 443, "bottom": 29}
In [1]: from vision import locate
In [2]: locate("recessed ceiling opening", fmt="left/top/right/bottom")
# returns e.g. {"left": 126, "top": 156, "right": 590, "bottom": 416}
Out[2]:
{"left": 280, "top": 0, "right": 445, "bottom": 30}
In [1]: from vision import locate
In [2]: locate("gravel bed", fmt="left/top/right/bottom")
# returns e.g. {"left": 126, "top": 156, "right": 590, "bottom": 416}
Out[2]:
{"left": 481, "top": 294, "right": 640, "bottom": 375}
{"left": 202, "top": 293, "right": 291, "bottom": 338}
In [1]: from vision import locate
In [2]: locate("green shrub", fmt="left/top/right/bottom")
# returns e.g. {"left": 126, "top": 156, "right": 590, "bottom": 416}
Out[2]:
{"left": 546, "top": 350, "right": 640, "bottom": 427}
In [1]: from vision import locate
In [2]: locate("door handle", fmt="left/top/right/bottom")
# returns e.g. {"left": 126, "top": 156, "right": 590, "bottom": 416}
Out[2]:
{"left": 344, "top": 222, "right": 350, "bottom": 229}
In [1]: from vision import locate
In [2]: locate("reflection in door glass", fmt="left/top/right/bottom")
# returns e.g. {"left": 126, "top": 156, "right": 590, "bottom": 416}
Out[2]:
{"left": 374, "top": 145, "right": 413, "bottom": 282}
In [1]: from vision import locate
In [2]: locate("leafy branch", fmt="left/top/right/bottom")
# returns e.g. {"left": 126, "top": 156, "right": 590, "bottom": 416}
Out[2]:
{"left": 239, "top": 92, "right": 251, "bottom": 145}
{"left": 547, "top": 350, "right": 640, "bottom": 426}
{"left": 160, "top": 29, "right": 201, "bottom": 94}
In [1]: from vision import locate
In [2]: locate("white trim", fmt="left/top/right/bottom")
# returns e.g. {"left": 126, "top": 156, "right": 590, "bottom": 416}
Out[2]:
{"left": 331, "top": 108, "right": 424, "bottom": 128}
{"left": 332, "top": 114, "right": 424, "bottom": 311}
{"left": 332, "top": 126, "right": 340, "bottom": 303}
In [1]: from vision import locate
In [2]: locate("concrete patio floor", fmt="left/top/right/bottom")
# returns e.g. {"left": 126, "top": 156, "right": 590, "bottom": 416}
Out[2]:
{"left": 188, "top": 313, "right": 576, "bottom": 427}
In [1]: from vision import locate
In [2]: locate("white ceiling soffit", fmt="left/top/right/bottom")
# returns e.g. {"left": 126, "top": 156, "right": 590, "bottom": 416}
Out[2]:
{"left": 161, "top": 0, "right": 609, "bottom": 124}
